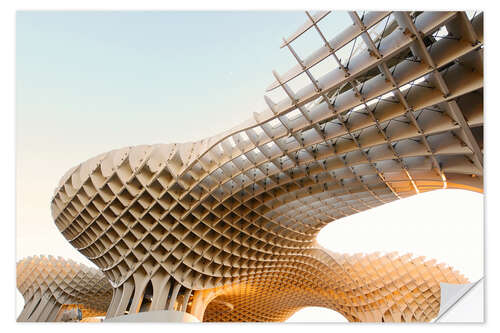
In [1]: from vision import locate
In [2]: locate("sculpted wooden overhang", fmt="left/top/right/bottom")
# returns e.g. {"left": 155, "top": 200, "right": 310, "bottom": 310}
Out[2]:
{"left": 49, "top": 11, "right": 483, "bottom": 322}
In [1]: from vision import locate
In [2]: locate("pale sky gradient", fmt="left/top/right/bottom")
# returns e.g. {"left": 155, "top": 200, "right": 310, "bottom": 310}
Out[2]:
{"left": 16, "top": 11, "right": 483, "bottom": 321}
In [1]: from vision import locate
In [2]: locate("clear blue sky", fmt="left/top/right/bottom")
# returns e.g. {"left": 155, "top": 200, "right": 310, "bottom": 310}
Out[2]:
{"left": 15, "top": 11, "right": 483, "bottom": 322}
{"left": 16, "top": 11, "right": 353, "bottom": 147}
{"left": 17, "top": 11, "right": 340, "bottom": 147}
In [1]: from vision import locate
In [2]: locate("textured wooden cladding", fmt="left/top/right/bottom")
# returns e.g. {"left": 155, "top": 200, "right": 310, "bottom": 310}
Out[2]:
{"left": 49, "top": 11, "right": 482, "bottom": 322}
{"left": 16, "top": 256, "right": 112, "bottom": 322}
{"left": 203, "top": 250, "right": 468, "bottom": 322}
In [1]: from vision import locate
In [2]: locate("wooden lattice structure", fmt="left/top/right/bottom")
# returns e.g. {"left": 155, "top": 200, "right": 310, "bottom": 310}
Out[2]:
{"left": 201, "top": 250, "right": 468, "bottom": 322}
{"left": 49, "top": 11, "right": 483, "bottom": 322}
{"left": 16, "top": 255, "right": 112, "bottom": 322}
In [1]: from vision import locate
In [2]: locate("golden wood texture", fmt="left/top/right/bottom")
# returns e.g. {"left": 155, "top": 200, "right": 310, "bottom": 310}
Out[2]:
{"left": 49, "top": 11, "right": 483, "bottom": 322}
{"left": 202, "top": 250, "right": 468, "bottom": 322}
{"left": 16, "top": 256, "right": 112, "bottom": 322}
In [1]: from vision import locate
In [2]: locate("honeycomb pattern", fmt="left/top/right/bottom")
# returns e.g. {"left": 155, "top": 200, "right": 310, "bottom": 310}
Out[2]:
{"left": 202, "top": 250, "right": 468, "bottom": 322}
{"left": 49, "top": 11, "right": 483, "bottom": 321}
{"left": 16, "top": 255, "right": 112, "bottom": 322}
